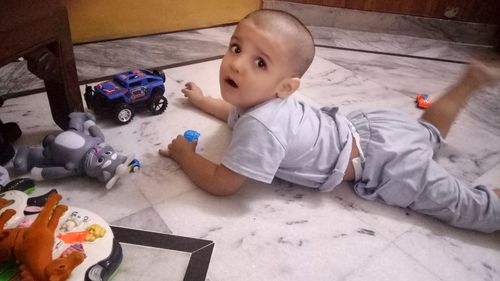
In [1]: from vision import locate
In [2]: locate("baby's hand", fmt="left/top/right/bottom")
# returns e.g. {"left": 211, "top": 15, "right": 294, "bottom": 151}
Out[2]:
{"left": 181, "top": 82, "right": 204, "bottom": 107}
{"left": 464, "top": 61, "right": 500, "bottom": 87}
{"left": 159, "top": 135, "right": 197, "bottom": 162}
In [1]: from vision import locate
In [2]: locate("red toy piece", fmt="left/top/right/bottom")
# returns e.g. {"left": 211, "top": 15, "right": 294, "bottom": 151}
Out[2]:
{"left": 416, "top": 94, "right": 432, "bottom": 109}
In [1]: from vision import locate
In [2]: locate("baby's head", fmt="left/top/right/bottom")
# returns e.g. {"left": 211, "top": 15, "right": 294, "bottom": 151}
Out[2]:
{"left": 219, "top": 9, "right": 315, "bottom": 110}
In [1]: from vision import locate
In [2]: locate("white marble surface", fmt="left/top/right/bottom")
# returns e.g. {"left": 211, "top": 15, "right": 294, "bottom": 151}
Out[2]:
{"left": 264, "top": 0, "right": 499, "bottom": 45}
{"left": 114, "top": 244, "right": 191, "bottom": 281}
{"left": 1, "top": 21, "right": 500, "bottom": 281}
{"left": 310, "top": 26, "right": 500, "bottom": 62}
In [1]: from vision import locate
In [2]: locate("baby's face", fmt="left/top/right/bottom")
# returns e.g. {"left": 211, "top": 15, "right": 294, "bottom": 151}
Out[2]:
{"left": 219, "top": 18, "right": 294, "bottom": 110}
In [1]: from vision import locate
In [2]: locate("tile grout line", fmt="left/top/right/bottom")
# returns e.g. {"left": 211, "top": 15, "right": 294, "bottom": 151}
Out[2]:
{"left": 315, "top": 44, "right": 469, "bottom": 64}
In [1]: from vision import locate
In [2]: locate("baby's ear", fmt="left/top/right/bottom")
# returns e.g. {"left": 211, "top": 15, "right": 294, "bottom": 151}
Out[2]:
{"left": 276, "top": 77, "right": 300, "bottom": 99}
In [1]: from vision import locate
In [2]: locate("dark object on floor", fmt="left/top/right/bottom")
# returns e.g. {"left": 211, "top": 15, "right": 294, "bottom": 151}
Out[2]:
{"left": 0, "top": 119, "right": 22, "bottom": 165}
{"left": 1, "top": 178, "right": 35, "bottom": 194}
{"left": 25, "top": 189, "right": 58, "bottom": 215}
{"left": 84, "top": 238, "right": 123, "bottom": 281}
{"left": 0, "top": 0, "right": 83, "bottom": 130}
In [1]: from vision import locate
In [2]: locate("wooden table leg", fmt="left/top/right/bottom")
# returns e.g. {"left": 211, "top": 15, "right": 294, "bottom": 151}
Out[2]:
{"left": 0, "top": 1, "right": 83, "bottom": 130}
{"left": 44, "top": 8, "right": 84, "bottom": 130}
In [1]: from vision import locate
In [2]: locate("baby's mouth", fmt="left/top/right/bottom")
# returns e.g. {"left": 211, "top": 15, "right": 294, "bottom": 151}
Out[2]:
{"left": 225, "top": 78, "right": 238, "bottom": 88}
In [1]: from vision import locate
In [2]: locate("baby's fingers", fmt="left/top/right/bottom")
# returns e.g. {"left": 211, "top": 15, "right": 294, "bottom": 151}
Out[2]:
{"left": 158, "top": 148, "right": 171, "bottom": 157}
{"left": 158, "top": 148, "right": 170, "bottom": 157}
{"left": 185, "top": 81, "right": 199, "bottom": 89}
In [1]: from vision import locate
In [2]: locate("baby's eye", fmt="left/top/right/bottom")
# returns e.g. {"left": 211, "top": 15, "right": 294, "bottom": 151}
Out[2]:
{"left": 230, "top": 44, "right": 241, "bottom": 54}
{"left": 255, "top": 58, "right": 267, "bottom": 68}
{"left": 98, "top": 157, "right": 104, "bottom": 164}
{"left": 104, "top": 151, "right": 112, "bottom": 155}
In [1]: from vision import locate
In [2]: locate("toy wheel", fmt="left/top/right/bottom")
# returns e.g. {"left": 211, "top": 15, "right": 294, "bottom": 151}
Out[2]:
{"left": 114, "top": 104, "right": 134, "bottom": 124}
{"left": 85, "top": 239, "right": 123, "bottom": 281}
{"left": 149, "top": 94, "right": 168, "bottom": 115}
{"left": 1, "top": 122, "right": 22, "bottom": 142}
{"left": 153, "top": 69, "right": 166, "bottom": 82}
{"left": 0, "top": 142, "right": 15, "bottom": 165}
{"left": 84, "top": 85, "right": 94, "bottom": 107}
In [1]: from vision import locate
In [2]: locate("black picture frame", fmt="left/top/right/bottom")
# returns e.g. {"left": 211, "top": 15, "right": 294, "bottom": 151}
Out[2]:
{"left": 111, "top": 226, "right": 214, "bottom": 281}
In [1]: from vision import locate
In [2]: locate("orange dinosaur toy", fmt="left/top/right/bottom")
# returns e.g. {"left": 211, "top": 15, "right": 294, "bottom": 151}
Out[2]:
{"left": 0, "top": 193, "right": 85, "bottom": 281}
{"left": 0, "top": 197, "right": 7, "bottom": 208}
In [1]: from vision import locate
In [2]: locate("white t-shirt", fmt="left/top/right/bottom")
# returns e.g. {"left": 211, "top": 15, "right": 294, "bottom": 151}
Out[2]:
{"left": 222, "top": 97, "right": 353, "bottom": 191}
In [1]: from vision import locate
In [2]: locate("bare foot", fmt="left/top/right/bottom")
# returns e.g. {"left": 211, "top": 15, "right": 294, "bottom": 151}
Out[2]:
{"left": 463, "top": 61, "right": 500, "bottom": 88}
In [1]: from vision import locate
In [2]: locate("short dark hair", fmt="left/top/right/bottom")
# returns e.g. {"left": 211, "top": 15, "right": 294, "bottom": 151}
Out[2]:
{"left": 244, "top": 9, "right": 315, "bottom": 77}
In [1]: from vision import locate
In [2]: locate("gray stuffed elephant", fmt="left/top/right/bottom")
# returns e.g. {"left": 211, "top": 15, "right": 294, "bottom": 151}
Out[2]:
{"left": 14, "top": 112, "right": 137, "bottom": 189}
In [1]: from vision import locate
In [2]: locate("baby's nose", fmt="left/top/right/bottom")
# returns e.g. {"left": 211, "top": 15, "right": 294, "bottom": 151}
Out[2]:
{"left": 230, "top": 57, "right": 245, "bottom": 73}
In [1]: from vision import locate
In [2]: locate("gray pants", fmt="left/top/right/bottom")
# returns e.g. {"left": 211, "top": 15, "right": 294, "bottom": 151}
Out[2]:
{"left": 347, "top": 110, "right": 500, "bottom": 233}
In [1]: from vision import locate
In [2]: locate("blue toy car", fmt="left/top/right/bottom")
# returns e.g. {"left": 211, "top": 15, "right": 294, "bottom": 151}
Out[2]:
{"left": 84, "top": 69, "right": 168, "bottom": 124}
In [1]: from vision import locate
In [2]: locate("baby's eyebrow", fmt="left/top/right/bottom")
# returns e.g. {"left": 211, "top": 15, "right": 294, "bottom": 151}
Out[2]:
{"left": 229, "top": 35, "right": 272, "bottom": 64}
{"left": 255, "top": 46, "right": 272, "bottom": 64}
{"left": 260, "top": 51, "right": 271, "bottom": 63}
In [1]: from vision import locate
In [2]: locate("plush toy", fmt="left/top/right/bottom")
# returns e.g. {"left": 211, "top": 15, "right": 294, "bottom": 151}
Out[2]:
{"left": 14, "top": 112, "right": 137, "bottom": 189}
{"left": 0, "top": 197, "right": 7, "bottom": 208}
{"left": 0, "top": 193, "right": 85, "bottom": 281}
{"left": 0, "top": 187, "right": 123, "bottom": 281}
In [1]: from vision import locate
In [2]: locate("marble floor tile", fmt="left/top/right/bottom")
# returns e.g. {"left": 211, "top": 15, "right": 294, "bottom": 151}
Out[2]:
{"left": 264, "top": 0, "right": 499, "bottom": 45}
{"left": 311, "top": 26, "right": 500, "bottom": 63}
{"left": 111, "top": 207, "right": 172, "bottom": 234}
{"left": 153, "top": 181, "right": 397, "bottom": 281}
{"left": 343, "top": 245, "right": 442, "bottom": 281}
{"left": 114, "top": 244, "right": 191, "bottom": 281}
{"left": 473, "top": 163, "right": 500, "bottom": 187}
{"left": 72, "top": 29, "right": 228, "bottom": 81}
{"left": 392, "top": 226, "right": 500, "bottom": 281}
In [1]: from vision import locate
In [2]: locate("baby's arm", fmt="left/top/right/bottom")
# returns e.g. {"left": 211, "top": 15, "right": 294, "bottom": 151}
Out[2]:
{"left": 159, "top": 135, "right": 245, "bottom": 196}
{"left": 182, "top": 82, "right": 232, "bottom": 122}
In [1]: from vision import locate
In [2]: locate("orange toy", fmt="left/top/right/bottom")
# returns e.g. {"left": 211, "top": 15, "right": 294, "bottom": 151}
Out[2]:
{"left": 0, "top": 193, "right": 85, "bottom": 281}
{"left": 0, "top": 197, "right": 7, "bottom": 208}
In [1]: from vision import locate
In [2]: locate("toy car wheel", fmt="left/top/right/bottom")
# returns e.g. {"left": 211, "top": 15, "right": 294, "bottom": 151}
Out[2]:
{"left": 0, "top": 141, "right": 15, "bottom": 166}
{"left": 84, "top": 85, "right": 94, "bottom": 107}
{"left": 1, "top": 121, "right": 22, "bottom": 142}
{"left": 114, "top": 104, "right": 134, "bottom": 124}
{"left": 149, "top": 95, "right": 168, "bottom": 115}
{"left": 153, "top": 70, "right": 166, "bottom": 82}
